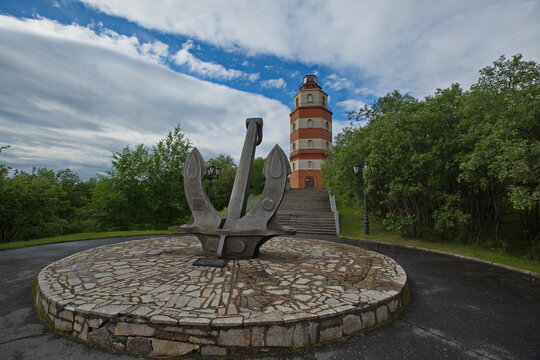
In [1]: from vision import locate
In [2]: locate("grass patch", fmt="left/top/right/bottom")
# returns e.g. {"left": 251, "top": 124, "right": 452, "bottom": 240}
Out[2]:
{"left": 338, "top": 199, "right": 540, "bottom": 275}
{"left": 0, "top": 230, "right": 182, "bottom": 251}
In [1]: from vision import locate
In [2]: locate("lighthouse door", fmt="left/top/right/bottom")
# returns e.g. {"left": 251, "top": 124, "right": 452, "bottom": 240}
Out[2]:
{"left": 305, "top": 176, "right": 314, "bottom": 188}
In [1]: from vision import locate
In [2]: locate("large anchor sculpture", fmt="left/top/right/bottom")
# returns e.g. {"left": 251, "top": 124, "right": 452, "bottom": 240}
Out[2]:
{"left": 170, "top": 118, "right": 296, "bottom": 259}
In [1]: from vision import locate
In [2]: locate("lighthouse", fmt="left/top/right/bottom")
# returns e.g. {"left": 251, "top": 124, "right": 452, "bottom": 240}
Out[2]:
{"left": 289, "top": 74, "right": 332, "bottom": 188}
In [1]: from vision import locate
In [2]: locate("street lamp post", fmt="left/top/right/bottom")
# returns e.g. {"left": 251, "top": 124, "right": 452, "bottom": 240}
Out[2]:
{"left": 353, "top": 163, "right": 369, "bottom": 235}
{"left": 205, "top": 165, "right": 221, "bottom": 203}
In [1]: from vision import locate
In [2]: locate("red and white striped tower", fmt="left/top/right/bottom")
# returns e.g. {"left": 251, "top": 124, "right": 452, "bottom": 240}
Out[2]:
{"left": 289, "top": 74, "right": 332, "bottom": 188}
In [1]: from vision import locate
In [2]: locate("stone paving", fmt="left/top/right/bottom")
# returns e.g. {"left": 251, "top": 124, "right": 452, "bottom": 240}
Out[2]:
{"left": 36, "top": 235, "right": 408, "bottom": 357}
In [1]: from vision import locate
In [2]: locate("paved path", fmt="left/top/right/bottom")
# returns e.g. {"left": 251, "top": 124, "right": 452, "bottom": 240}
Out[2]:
{"left": 0, "top": 235, "right": 539, "bottom": 359}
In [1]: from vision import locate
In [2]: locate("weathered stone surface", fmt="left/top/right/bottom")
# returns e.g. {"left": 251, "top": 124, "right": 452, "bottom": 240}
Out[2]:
{"left": 58, "top": 310, "right": 74, "bottom": 322}
{"left": 188, "top": 335, "right": 215, "bottom": 345}
{"left": 212, "top": 316, "right": 244, "bottom": 327}
{"left": 155, "top": 330, "right": 189, "bottom": 342}
{"left": 361, "top": 311, "right": 376, "bottom": 329}
{"left": 115, "top": 322, "right": 155, "bottom": 337}
{"left": 48, "top": 303, "right": 58, "bottom": 316}
{"left": 78, "top": 323, "right": 88, "bottom": 341}
{"left": 218, "top": 328, "right": 251, "bottom": 347}
{"left": 201, "top": 345, "right": 227, "bottom": 356}
{"left": 293, "top": 323, "right": 310, "bottom": 348}
{"left": 376, "top": 305, "right": 389, "bottom": 322}
{"left": 309, "top": 321, "right": 320, "bottom": 344}
{"left": 151, "top": 338, "right": 198, "bottom": 356}
{"left": 54, "top": 318, "right": 72, "bottom": 332}
{"left": 388, "top": 298, "right": 398, "bottom": 312}
{"left": 320, "top": 316, "right": 341, "bottom": 330}
{"left": 251, "top": 327, "right": 265, "bottom": 347}
{"left": 126, "top": 337, "right": 152, "bottom": 353}
{"left": 320, "top": 326, "right": 342, "bottom": 342}
{"left": 38, "top": 235, "right": 406, "bottom": 355}
{"left": 92, "top": 304, "right": 130, "bottom": 317}
{"left": 150, "top": 315, "right": 177, "bottom": 325}
{"left": 343, "top": 314, "right": 362, "bottom": 335}
{"left": 266, "top": 325, "right": 293, "bottom": 347}
{"left": 112, "top": 341, "right": 125, "bottom": 351}
{"left": 73, "top": 320, "right": 83, "bottom": 333}
{"left": 87, "top": 327, "right": 113, "bottom": 348}
{"left": 86, "top": 317, "right": 103, "bottom": 329}
{"left": 178, "top": 317, "right": 210, "bottom": 326}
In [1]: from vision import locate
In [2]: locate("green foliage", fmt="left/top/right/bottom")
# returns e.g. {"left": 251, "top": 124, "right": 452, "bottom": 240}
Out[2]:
{"left": 250, "top": 157, "right": 266, "bottom": 195}
{"left": 88, "top": 125, "right": 192, "bottom": 230}
{"left": 206, "top": 154, "right": 237, "bottom": 211}
{"left": 0, "top": 168, "right": 93, "bottom": 243}
{"left": 0, "top": 125, "right": 194, "bottom": 243}
{"left": 338, "top": 197, "right": 540, "bottom": 275}
{"left": 324, "top": 54, "right": 540, "bottom": 254}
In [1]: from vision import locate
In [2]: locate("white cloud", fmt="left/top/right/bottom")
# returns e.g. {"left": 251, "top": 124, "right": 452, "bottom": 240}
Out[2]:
{"left": 172, "top": 40, "right": 259, "bottom": 82}
{"left": 324, "top": 74, "right": 353, "bottom": 92}
{"left": 260, "top": 78, "right": 286, "bottom": 89}
{"left": 336, "top": 99, "right": 366, "bottom": 112}
{"left": 0, "top": 16, "right": 290, "bottom": 178}
{"left": 80, "top": 0, "right": 540, "bottom": 96}
{"left": 0, "top": 14, "right": 169, "bottom": 65}
{"left": 247, "top": 72, "right": 260, "bottom": 82}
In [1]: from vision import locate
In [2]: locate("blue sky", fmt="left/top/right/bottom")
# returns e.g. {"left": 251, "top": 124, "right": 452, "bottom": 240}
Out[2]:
{"left": 0, "top": 0, "right": 539, "bottom": 178}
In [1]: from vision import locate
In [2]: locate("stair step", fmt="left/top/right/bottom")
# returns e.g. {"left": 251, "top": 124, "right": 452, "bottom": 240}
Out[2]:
{"left": 275, "top": 188, "right": 338, "bottom": 236}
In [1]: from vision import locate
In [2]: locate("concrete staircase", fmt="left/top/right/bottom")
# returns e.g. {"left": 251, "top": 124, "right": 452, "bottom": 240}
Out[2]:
{"left": 276, "top": 189, "right": 338, "bottom": 235}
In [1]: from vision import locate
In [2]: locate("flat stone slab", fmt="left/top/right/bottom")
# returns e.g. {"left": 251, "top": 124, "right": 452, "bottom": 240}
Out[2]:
{"left": 36, "top": 236, "right": 408, "bottom": 356}
{"left": 192, "top": 258, "right": 229, "bottom": 267}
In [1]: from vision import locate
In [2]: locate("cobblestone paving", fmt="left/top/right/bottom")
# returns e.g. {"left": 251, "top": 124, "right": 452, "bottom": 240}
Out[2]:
{"left": 36, "top": 236, "right": 407, "bottom": 356}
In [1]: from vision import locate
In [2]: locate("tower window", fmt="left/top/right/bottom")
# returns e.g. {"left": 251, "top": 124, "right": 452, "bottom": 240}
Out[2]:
{"left": 296, "top": 97, "right": 299, "bottom": 107}
{"left": 292, "top": 162, "right": 295, "bottom": 171}
{"left": 326, "top": 142, "right": 329, "bottom": 150}
{"left": 292, "top": 143, "right": 296, "bottom": 151}
{"left": 325, "top": 121, "right": 329, "bottom": 130}
{"left": 307, "top": 140, "right": 313, "bottom": 149}
{"left": 307, "top": 161, "right": 313, "bottom": 170}
{"left": 307, "top": 119, "right": 313, "bottom": 128}
{"left": 322, "top": 96, "right": 326, "bottom": 105}
{"left": 292, "top": 123, "right": 296, "bottom": 131}
{"left": 307, "top": 94, "right": 313, "bottom": 103}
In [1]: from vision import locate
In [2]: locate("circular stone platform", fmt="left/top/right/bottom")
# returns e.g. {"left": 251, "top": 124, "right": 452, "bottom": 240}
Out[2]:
{"left": 35, "top": 236, "right": 408, "bottom": 357}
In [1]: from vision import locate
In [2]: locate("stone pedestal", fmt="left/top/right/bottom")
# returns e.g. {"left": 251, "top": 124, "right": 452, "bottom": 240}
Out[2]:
{"left": 36, "top": 235, "right": 408, "bottom": 357}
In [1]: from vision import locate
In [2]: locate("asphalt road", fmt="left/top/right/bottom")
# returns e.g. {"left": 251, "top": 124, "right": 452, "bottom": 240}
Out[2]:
{"left": 0, "top": 235, "right": 538, "bottom": 360}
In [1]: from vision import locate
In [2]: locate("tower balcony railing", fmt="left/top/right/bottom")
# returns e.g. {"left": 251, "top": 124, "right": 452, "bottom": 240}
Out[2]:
{"left": 298, "top": 81, "right": 321, "bottom": 90}
{"left": 290, "top": 105, "right": 333, "bottom": 113}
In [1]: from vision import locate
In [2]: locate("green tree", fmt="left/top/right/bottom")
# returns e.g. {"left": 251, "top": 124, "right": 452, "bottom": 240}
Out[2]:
{"left": 250, "top": 157, "right": 266, "bottom": 195}
{"left": 206, "top": 154, "right": 237, "bottom": 211}
{"left": 0, "top": 168, "right": 62, "bottom": 242}
{"left": 459, "top": 54, "right": 540, "bottom": 248}
{"left": 323, "top": 54, "right": 539, "bottom": 253}
{"left": 88, "top": 125, "right": 192, "bottom": 230}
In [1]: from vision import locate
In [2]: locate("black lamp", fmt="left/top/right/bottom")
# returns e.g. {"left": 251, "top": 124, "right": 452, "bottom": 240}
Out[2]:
{"left": 353, "top": 163, "right": 369, "bottom": 235}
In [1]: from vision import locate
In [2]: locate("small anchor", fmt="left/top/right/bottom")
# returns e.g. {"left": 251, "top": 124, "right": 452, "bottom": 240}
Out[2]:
{"left": 170, "top": 118, "right": 296, "bottom": 258}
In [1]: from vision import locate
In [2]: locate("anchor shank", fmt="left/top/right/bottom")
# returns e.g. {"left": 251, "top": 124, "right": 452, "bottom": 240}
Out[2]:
{"left": 223, "top": 118, "right": 262, "bottom": 229}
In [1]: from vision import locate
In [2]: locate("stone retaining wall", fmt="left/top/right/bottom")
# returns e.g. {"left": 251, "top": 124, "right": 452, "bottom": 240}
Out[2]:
{"left": 35, "top": 283, "right": 408, "bottom": 357}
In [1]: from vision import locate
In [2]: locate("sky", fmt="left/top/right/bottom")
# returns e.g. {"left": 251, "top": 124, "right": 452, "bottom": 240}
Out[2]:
{"left": 0, "top": 0, "right": 539, "bottom": 179}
